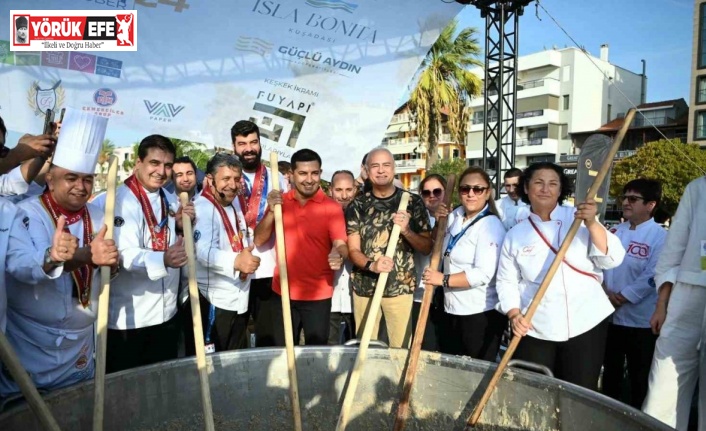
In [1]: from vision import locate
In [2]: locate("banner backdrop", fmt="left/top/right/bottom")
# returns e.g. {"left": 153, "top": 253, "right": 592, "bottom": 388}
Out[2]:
{"left": 0, "top": 0, "right": 464, "bottom": 173}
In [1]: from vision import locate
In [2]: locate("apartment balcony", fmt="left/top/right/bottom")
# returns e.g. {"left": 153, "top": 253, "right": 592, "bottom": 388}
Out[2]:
{"left": 517, "top": 109, "right": 559, "bottom": 127}
{"left": 516, "top": 138, "right": 559, "bottom": 156}
{"left": 395, "top": 158, "right": 425, "bottom": 174}
{"left": 386, "top": 137, "right": 421, "bottom": 155}
{"left": 518, "top": 78, "right": 561, "bottom": 97}
{"left": 389, "top": 113, "right": 411, "bottom": 124}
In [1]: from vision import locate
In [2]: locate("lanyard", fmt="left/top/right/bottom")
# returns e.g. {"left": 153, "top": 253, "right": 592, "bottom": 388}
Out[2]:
{"left": 205, "top": 304, "right": 216, "bottom": 344}
{"left": 444, "top": 206, "right": 491, "bottom": 256}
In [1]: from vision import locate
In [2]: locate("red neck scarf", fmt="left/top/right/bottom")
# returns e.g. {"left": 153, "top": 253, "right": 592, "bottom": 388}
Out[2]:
{"left": 201, "top": 186, "right": 244, "bottom": 252}
{"left": 124, "top": 175, "right": 168, "bottom": 251}
{"left": 239, "top": 163, "right": 266, "bottom": 231}
{"left": 40, "top": 190, "right": 94, "bottom": 308}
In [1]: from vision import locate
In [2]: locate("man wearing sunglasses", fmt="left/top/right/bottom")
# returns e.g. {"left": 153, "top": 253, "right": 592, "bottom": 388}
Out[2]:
{"left": 602, "top": 179, "right": 665, "bottom": 409}
{"left": 643, "top": 174, "right": 706, "bottom": 430}
{"left": 494, "top": 168, "right": 527, "bottom": 231}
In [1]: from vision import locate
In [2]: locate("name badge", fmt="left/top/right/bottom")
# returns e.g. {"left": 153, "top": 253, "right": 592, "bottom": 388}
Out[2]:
{"left": 443, "top": 253, "right": 451, "bottom": 276}
{"left": 205, "top": 343, "right": 216, "bottom": 354}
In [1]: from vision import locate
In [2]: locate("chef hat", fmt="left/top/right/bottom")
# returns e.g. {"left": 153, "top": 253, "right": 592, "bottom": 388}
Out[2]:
{"left": 52, "top": 107, "right": 109, "bottom": 175}
{"left": 15, "top": 16, "right": 28, "bottom": 29}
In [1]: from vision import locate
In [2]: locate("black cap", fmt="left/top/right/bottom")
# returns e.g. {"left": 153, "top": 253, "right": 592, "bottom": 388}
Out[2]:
{"left": 16, "top": 16, "right": 28, "bottom": 29}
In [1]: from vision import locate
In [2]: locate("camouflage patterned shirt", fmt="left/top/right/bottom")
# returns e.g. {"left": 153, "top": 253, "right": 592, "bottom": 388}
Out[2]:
{"left": 346, "top": 187, "right": 431, "bottom": 297}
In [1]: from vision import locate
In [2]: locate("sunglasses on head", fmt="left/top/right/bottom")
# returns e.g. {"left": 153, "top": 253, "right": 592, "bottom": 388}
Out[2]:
{"left": 621, "top": 195, "right": 645, "bottom": 204}
{"left": 421, "top": 188, "right": 443, "bottom": 198}
{"left": 459, "top": 185, "right": 489, "bottom": 196}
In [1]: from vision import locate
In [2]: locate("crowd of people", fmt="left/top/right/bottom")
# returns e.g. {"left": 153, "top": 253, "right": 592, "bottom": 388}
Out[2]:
{"left": 0, "top": 110, "right": 705, "bottom": 430}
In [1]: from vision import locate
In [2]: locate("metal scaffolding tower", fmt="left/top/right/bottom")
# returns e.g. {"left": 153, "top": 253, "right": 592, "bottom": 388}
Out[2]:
{"left": 458, "top": 0, "right": 533, "bottom": 196}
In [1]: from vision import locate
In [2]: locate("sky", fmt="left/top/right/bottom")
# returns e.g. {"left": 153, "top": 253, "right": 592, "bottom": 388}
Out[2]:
{"left": 457, "top": 0, "right": 693, "bottom": 104}
{"left": 5, "top": 0, "right": 695, "bottom": 149}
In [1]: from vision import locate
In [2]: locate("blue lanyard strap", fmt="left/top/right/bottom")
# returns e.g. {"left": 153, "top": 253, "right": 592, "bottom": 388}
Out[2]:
{"left": 205, "top": 304, "right": 216, "bottom": 344}
{"left": 444, "top": 206, "right": 491, "bottom": 255}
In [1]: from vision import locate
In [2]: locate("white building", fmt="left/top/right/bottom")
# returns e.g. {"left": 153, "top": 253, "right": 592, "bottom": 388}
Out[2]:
{"left": 465, "top": 45, "right": 645, "bottom": 168}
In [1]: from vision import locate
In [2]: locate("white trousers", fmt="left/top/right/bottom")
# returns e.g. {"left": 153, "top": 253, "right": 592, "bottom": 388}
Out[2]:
{"left": 642, "top": 282, "right": 706, "bottom": 430}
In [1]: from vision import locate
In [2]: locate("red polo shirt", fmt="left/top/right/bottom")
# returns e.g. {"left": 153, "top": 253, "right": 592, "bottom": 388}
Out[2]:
{"left": 272, "top": 188, "right": 348, "bottom": 301}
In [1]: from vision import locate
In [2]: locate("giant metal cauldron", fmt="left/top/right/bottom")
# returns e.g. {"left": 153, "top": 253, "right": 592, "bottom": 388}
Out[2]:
{"left": 0, "top": 347, "right": 673, "bottom": 430}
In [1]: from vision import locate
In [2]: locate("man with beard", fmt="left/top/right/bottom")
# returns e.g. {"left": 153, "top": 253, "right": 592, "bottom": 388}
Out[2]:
{"left": 107, "top": 135, "right": 195, "bottom": 372}
{"left": 346, "top": 147, "right": 432, "bottom": 348}
{"left": 1, "top": 108, "right": 118, "bottom": 395}
{"left": 254, "top": 149, "right": 348, "bottom": 346}
{"left": 328, "top": 170, "right": 357, "bottom": 344}
{"left": 231, "top": 120, "right": 286, "bottom": 347}
{"left": 494, "top": 168, "right": 527, "bottom": 230}
{"left": 193, "top": 154, "right": 260, "bottom": 352}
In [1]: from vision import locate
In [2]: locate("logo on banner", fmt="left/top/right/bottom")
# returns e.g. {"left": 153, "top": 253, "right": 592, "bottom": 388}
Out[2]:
{"left": 251, "top": 1, "right": 378, "bottom": 44}
{"left": 250, "top": 90, "right": 313, "bottom": 148}
{"left": 305, "top": 0, "right": 358, "bottom": 13}
{"left": 143, "top": 100, "right": 185, "bottom": 122}
{"left": 27, "top": 80, "right": 65, "bottom": 116}
{"left": 94, "top": 88, "right": 117, "bottom": 106}
{"left": 10, "top": 10, "right": 138, "bottom": 52}
{"left": 235, "top": 36, "right": 273, "bottom": 56}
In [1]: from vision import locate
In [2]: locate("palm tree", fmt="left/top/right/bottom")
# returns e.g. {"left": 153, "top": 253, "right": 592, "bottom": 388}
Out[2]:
{"left": 97, "top": 139, "right": 115, "bottom": 190}
{"left": 172, "top": 138, "right": 209, "bottom": 171}
{"left": 410, "top": 20, "right": 483, "bottom": 170}
{"left": 122, "top": 142, "right": 139, "bottom": 173}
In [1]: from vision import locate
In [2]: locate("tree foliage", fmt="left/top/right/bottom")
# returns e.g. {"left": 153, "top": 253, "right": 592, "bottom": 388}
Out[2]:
{"left": 610, "top": 139, "right": 706, "bottom": 216}
{"left": 428, "top": 158, "right": 467, "bottom": 207}
{"left": 410, "top": 20, "right": 483, "bottom": 171}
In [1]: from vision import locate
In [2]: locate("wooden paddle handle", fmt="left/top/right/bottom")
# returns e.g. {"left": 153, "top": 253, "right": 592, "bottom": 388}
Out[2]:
{"left": 269, "top": 153, "right": 303, "bottom": 431}
{"left": 393, "top": 175, "right": 456, "bottom": 431}
{"left": 336, "top": 191, "right": 411, "bottom": 431}
{"left": 180, "top": 193, "right": 216, "bottom": 431}
{"left": 0, "top": 331, "right": 61, "bottom": 431}
{"left": 466, "top": 108, "right": 637, "bottom": 428}
{"left": 93, "top": 155, "right": 118, "bottom": 431}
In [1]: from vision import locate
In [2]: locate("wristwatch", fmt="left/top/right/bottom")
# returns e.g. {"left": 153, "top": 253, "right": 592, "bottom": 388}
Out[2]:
{"left": 442, "top": 274, "right": 450, "bottom": 289}
{"left": 43, "top": 246, "right": 63, "bottom": 268}
{"left": 364, "top": 260, "right": 373, "bottom": 272}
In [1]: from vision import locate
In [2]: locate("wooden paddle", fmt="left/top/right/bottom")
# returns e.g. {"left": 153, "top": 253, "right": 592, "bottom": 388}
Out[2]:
{"left": 269, "top": 153, "right": 303, "bottom": 431}
{"left": 179, "top": 192, "right": 216, "bottom": 431}
{"left": 465, "top": 108, "right": 637, "bottom": 429}
{"left": 0, "top": 332, "right": 61, "bottom": 431}
{"left": 336, "top": 191, "right": 411, "bottom": 431}
{"left": 93, "top": 155, "right": 118, "bottom": 431}
{"left": 393, "top": 175, "right": 456, "bottom": 431}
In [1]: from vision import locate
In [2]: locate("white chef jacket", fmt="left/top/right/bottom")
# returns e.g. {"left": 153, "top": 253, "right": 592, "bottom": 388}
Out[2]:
{"left": 332, "top": 261, "right": 353, "bottom": 313}
{"left": 110, "top": 184, "right": 180, "bottom": 330}
{"left": 442, "top": 205, "right": 506, "bottom": 316}
{"left": 0, "top": 199, "right": 28, "bottom": 334}
{"left": 242, "top": 168, "right": 286, "bottom": 280}
{"left": 193, "top": 195, "right": 251, "bottom": 313}
{"left": 413, "top": 213, "right": 436, "bottom": 303}
{"left": 495, "top": 195, "right": 528, "bottom": 231}
{"left": 1, "top": 197, "right": 103, "bottom": 395}
{"left": 604, "top": 219, "right": 666, "bottom": 328}
{"left": 0, "top": 166, "right": 29, "bottom": 197}
{"left": 655, "top": 176, "right": 706, "bottom": 289}
{"left": 496, "top": 204, "right": 625, "bottom": 341}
